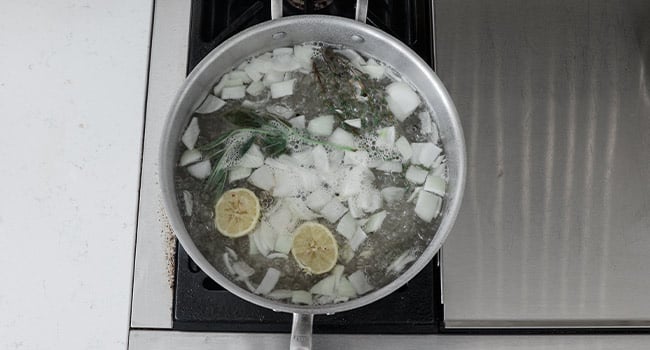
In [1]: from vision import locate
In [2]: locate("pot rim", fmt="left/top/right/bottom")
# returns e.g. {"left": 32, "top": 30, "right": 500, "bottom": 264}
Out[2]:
{"left": 160, "top": 14, "right": 466, "bottom": 315}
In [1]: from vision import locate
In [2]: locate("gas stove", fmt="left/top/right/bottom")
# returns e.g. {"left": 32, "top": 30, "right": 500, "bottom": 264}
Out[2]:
{"left": 173, "top": 0, "right": 442, "bottom": 333}
{"left": 130, "top": 0, "right": 650, "bottom": 348}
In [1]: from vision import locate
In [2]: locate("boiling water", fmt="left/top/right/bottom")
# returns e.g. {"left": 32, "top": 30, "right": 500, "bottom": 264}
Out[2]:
{"left": 174, "top": 43, "right": 447, "bottom": 304}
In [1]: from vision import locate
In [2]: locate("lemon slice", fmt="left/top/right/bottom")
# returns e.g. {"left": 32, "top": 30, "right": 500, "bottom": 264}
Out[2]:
{"left": 214, "top": 188, "right": 261, "bottom": 238}
{"left": 291, "top": 222, "right": 338, "bottom": 275}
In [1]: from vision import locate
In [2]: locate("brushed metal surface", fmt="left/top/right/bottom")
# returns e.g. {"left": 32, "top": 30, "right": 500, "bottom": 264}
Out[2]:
{"left": 130, "top": 0, "right": 190, "bottom": 328}
{"left": 438, "top": 0, "right": 650, "bottom": 326}
{"left": 129, "top": 330, "right": 650, "bottom": 349}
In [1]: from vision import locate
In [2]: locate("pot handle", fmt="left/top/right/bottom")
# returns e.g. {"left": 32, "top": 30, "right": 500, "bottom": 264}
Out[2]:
{"left": 290, "top": 313, "right": 314, "bottom": 350}
{"left": 271, "top": 0, "right": 369, "bottom": 23}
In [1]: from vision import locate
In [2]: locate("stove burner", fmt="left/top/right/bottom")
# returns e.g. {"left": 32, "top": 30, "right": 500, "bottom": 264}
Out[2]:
{"left": 177, "top": 0, "right": 439, "bottom": 333}
{"left": 286, "top": 0, "right": 334, "bottom": 11}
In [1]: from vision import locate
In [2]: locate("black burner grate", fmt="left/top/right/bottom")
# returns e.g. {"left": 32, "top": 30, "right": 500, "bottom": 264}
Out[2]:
{"left": 175, "top": 0, "right": 440, "bottom": 334}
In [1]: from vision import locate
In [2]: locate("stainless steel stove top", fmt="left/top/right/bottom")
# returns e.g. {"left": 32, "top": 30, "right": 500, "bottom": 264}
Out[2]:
{"left": 128, "top": 0, "right": 650, "bottom": 348}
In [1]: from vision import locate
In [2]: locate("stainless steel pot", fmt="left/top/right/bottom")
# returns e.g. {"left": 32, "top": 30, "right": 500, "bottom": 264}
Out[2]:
{"left": 160, "top": 1, "right": 466, "bottom": 348}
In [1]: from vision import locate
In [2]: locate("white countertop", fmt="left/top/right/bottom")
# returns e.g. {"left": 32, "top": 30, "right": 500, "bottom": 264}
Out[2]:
{"left": 0, "top": 1, "right": 153, "bottom": 349}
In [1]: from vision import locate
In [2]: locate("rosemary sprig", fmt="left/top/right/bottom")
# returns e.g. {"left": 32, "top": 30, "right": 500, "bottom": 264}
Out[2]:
{"left": 197, "top": 108, "right": 356, "bottom": 198}
{"left": 311, "top": 47, "right": 394, "bottom": 132}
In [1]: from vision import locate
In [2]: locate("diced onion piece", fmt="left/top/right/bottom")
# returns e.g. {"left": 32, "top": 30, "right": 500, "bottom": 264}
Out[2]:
{"left": 274, "top": 234, "right": 293, "bottom": 254}
{"left": 251, "top": 231, "right": 272, "bottom": 257}
{"left": 381, "top": 187, "right": 406, "bottom": 204}
{"left": 212, "top": 78, "right": 226, "bottom": 95}
{"left": 306, "top": 189, "right": 333, "bottom": 212}
{"left": 251, "top": 222, "right": 275, "bottom": 256}
{"left": 356, "top": 189, "right": 383, "bottom": 214}
{"left": 291, "top": 150, "right": 314, "bottom": 167}
{"left": 223, "top": 78, "right": 245, "bottom": 87}
{"left": 272, "top": 54, "right": 301, "bottom": 72}
{"left": 431, "top": 161, "right": 448, "bottom": 179}
{"left": 270, "top": 79, "right": 295, "bottom": 99}
{"left": 415, "top": 191, "right": 442, "bottom": 223}
{"left": 376, "top": 126, "right": 396, "bottom": 149}
{"left": 386, "top": 82, "right": 420, "bottom": 121}
{"left": 291, "top": 290, "right": 313, "bottom": 305}
{"left": 225, "top": 247, "right": 238, "bottom": 260}
{"left": 195, "top": 94, "right": 226, "bottom": 114}
{"left": 263, "top": 69, "right": 284, "bottom": 86}
{"left": 271, "top": 169, "right": 301, "bottom": 197}
{"left": 295, "top": 167, "right": 321, "bottom": 193}
{"left": 267, "top": 289, "right": 293, "bottom": 300}
{"left": 343, "top": 150, "right": 370, "bottom": 167}
{"left": 232, "top": 261, "right": 255, "bottom": 280}
{"left": 395, "top": 136, "right": 413, "bottom": 161}
{"left": 248, "top": 165, "right": 274, "bottom": 191}
{"left": 349, "top": 227, "right": 367, "bottom": 251}
{"left": 411, "top": 142, "right": 442, "bottom": 168}
{"left": 310, "top": 275, "right": 337, "bottom": 296}
{"left": 229, "top": 70, "right": 252, "bottom": 83}
{"left": 347, "top": 197, "right": 364, "bottom": 218}
{"left": 336, "top": 213, "right": 358, "bottom": 240}
{"left": 430, "top": 119, "right": 440, "bottom": 145}
{"left": 348, "top": 270, "right": 374, "bottom": 295}
{"left": 329, "top": 150, "right": 344, "bottom": 169}
{"left": 356, "top": 218, "right": 369, "bottom": 227}
{"left": 293, "top": 44, "right": 316, "bottom": 67}
{"left": 243, "top": 278, "right": 257, "bottom": 292}
{"left": 376, "top": 161, "right": 402, "bottom": 173}
{"left": 364, "top": 210, "right": 387, "bottom": 233}
{"left": 288, "top": 115, "right": 306, "bottom": 129}
{"left": 286, "top": 197, "right": 320, "bottom": 221}
{"left": 179, "top": 148, "right": 202, "bottom": 166}
{"left": 311, "top": 145, "right": 330, "bottom": 173}
{"left": 249, "top": 56, "right": 274, "bottom": 75}
{"left": 273, "top": 47, "right": 293, "bottom": 56}
{"left": 405, "top": 165, "right": 428, "bottom": 184}
{"left": 267, "top": 203, "right": 299, "bottom": 234}
{"left": 336, "top": 277, "right": 358, "bottom": 298}
{"left": 407, "top": 187, "right": 422, "bottom": 203}
{"left": 328, "top": 128, "right": 356, "bottom": 149}
{"left": 423, "top": 175, "right": 446, "bottom": 196}
{"left": 181, "top": 117, "right": 200, "bottom": 149}
{"left": 255, "top": 268, "right": 281, "bottom": 295}
{"left": 182, "top": 190, "right": 193, "bottom": 217}
{"left": 387, "top": 250, "right": 418, "bottom": 274}
{"left": 223, "top": 253, "right": 235, "bottom": 275}
{"left": 340, "top": 245, "right": 354, "bottom": 263}
{"left": 418, "top": 111, "right": 433, "bottom": 134}
{"left": 249, "top": 235, "right": 260, "bottom": 255}
{"left": 238, "top": 144, "right": 264, "bottom": 168}
{"left": 344, "top": 118, "right": 362, "bottom": 128}
{"left": 431, "top": 154, "right": 445, "bottom": 169}
{"left": 244, "top": 63, "right": 263, "bottom": 82}
{"left": 308, "top": 114, "right": 335, "bottom": 137}
{"left": 186, "top": 160, "right": 211, "bottom": 179}
{"left": 331, "top": 265, "right": 345, "bottom": 287}
{"left": 315, "top": 295, "right": 335, "bottom": 305}
{"left": 246, "top": 80, "right": 265, "bottom": 96}
{"left": 228, "top": 166, "right": 251, "bottom": 183}
{"left": 267, "top": 253, "right": 288, "bottom": 259}
{"left": 361, "top": 59, "right": 385, "bottom": 80}
{"left": 338, "top": 167, "right": 364, "bottom": 198}
{"left": 221, "top": 85, "right": 246, "bottom": 100}
{"left": 320, "top": 199, "right": 348, "bottom": 223}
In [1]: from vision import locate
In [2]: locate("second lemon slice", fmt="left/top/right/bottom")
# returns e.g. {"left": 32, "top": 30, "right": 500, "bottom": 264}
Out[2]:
{"left": 291, "top": 222, "right": 338, "bottom": 275}
{"left": 214, "top": 188, "right": 260, "bottom": 238}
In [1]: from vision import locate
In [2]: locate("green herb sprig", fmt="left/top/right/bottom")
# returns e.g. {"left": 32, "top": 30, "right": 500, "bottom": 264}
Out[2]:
{"left": 198, "top": 108, "right": 356, "bottom": 198}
